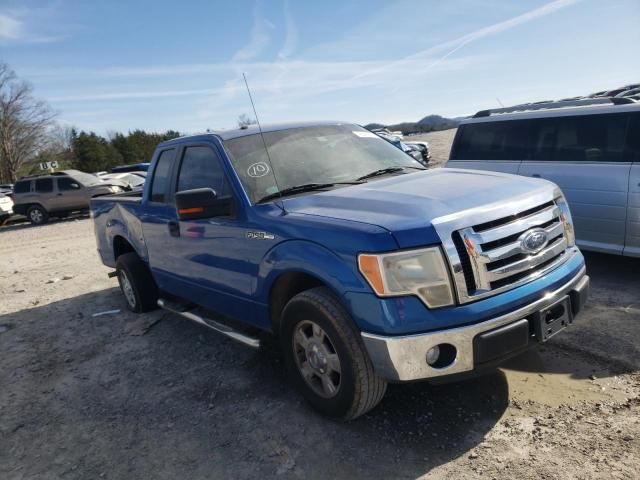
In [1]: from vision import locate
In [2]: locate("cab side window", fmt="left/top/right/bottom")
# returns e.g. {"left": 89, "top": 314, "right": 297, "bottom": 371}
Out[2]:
{"left": 150, "top": 149, "right": 176, "bottom": 203}
{"left": 177, "top": 146, "right": 230, "bottom": 195}
{"left": 35, "top": 178, "right": 53, "bottom": 193}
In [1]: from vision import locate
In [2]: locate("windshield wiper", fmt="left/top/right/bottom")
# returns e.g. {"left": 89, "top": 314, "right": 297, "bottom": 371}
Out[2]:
{"left": 257, "top": 181, "right": 363, "bottom": 203}
{"left": 356, "top": 166, "right": 425, "bottom": 181}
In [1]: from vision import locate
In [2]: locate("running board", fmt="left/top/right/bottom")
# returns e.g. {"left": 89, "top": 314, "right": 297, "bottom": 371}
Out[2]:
{"left": 157, "top": 299, "right": 261, "bottom": 349}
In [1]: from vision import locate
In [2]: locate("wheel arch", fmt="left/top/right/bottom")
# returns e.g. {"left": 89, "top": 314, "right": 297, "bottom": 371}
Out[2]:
{"left": 259, "top": 240, "right": 371, "bottom": 335}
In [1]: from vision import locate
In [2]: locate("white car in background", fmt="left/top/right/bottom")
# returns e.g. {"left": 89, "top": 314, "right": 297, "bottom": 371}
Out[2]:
{"left": 0, "top": 193, "right": 14, "bottom": 224}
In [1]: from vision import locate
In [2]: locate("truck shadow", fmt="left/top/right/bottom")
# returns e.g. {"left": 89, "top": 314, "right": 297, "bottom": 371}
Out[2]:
{"left": 0, "top": 281, "right": 635, "bottom": 479}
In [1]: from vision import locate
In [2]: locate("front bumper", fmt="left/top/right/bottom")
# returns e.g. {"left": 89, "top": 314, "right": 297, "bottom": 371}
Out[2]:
{"left": 361, "top": 266, "right": 589, "bottom": 381}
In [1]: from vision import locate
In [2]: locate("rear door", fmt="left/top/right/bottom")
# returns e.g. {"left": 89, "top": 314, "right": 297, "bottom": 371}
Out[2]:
{"left": 625, "top": 112, "right": 640, "bottom": 257}
{"left": 518, "top": 112, "right": 632, "bottom": 255}
{"left": 141, "top": 147, "right": 180, "bottom": 290}
{"left": 447, "top": 120, "right": 527, "bottom": 174}
{"left": 34, "top": 178, "right": 55, "bottom": 211}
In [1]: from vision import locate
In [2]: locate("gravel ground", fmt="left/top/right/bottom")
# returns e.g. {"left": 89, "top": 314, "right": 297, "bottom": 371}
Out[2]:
{"left": 1, "top": 140, "right": 639, "bottom": 479}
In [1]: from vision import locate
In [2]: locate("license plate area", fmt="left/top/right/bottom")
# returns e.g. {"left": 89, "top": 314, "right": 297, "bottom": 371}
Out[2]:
{"left": 534, "top": 296, "right": 572, "bottom": 342}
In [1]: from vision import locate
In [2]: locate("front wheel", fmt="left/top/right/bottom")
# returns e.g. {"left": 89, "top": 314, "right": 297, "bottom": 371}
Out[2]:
{"left": 281, "top": 287, "right": 387, "bottom": 420}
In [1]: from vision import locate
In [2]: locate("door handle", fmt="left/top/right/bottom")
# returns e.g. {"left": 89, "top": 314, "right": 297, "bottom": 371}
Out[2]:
{"left": 532, "top": 174, "right": 541, "bottom": 178}
{"left": 168, "top": 220, "right": 180, "bottom": 237}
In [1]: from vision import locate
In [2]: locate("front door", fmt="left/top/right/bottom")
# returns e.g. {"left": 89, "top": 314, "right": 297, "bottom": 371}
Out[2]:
{"left": 52, "top": 177, "right": 85, "bottom": 211}
{"left": 168, "top": 143, "right": 253, "bottom": 321}
{"left": 518, "top": 112, "right": 632, "bottom": 255}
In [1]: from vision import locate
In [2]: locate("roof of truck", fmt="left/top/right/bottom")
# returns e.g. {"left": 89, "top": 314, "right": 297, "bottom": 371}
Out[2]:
{"left": 158, "top": 121, "right": 352, "bottom": 147}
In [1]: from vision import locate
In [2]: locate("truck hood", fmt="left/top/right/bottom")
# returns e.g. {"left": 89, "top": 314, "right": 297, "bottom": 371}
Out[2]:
{"left": 283, "top": 168, "right": 556, "bottom": 248}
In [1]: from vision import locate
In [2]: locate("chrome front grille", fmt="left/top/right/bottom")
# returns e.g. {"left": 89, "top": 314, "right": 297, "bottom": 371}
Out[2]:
{"left": 434, "top": 192, "right": 576, "bottom": 304}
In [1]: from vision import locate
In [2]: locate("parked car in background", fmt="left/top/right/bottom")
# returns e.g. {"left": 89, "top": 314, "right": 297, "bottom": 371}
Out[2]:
{"left": 110, "top": 162, "right": 150, "bottom": 173}
{"left": 12, "top": 170, "right": 125, "bottom": 225}
{"left": 405, "top": 141, "right": 431, "bottom": 164}
{"left": 99, "top": 172, "right": 145, "bottom": 190}
{"left": 0, "top": 193, "right": 13, "bottom": 224}
{"left": 375, "top": 131, "right": 426, "bottom": 164}
{"left": 92, "top": 121, "right": 588, "bottom": 420}
{"left": 447, "top": 98, "right": 640, "bottom": 257}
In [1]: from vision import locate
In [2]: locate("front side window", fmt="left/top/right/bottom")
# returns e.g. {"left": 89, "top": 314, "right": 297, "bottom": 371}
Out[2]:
{"left": 223, "top": 124, "right": 421, "bottom": 203}
{"left": 177, "top": 146, "right": 229, "bottom": 194}
{"left": 150, "top": 149, "right": 176, "bottom": 203}
{"left": 35, "top": 178, "right": 53, "bottom": 193}
{"left": 57, "top": 177, "right": 81, "bottom": 191}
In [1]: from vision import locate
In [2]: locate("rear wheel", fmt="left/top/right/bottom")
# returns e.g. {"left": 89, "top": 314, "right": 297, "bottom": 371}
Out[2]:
{"left": 27, "top": 205, "right": 48, "bottom": 225}
{"left": 115, "top": 252, "right": 158, "bottom": 313}
{"left": 281, "top": 287, "right": 387, "bottom": 420}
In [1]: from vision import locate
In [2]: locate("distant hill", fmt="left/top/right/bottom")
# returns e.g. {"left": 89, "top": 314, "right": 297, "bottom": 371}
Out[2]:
{"left": 365, "top": 114, "right": 460, "bottom": 135}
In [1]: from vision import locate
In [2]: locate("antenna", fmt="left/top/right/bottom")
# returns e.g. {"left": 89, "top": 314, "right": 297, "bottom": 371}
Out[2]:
{"left": 242, "top": 72, "right": 286, "bottom": 213}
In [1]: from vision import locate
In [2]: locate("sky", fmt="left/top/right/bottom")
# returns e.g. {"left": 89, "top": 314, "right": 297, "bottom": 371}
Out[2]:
{"left": 0, "top": 0, "right": 638, "bottom": 135}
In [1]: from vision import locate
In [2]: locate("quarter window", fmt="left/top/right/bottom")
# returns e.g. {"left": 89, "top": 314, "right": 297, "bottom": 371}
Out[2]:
{"left": 451, "top": 121, "right": 529, "bottom": 161}
{"left": 150, "top": 149, "right": 176, "bottom": 203}
{"left": 35, "top": 178, "right": 53, "bottom": 193}
{"left": 13, "top": 181, "right": 30, "bottom": 194}
{"left": 177, "top": 146, "right": 229, "bottom": 195}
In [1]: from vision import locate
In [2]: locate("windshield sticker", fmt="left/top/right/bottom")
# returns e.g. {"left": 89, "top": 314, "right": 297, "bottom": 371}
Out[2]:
{"left": 247, "top": 162, "right": 270, "bottom": 178}
{"left": 353, "top": 131, "right": 377, "bottom": 138}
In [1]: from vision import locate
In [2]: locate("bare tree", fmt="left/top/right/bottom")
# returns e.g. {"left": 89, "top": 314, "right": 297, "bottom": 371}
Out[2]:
{"left": 0, "top": 63, "right": 55, "bottom": 182}
{"left": 237, "top": 113, "right": 257, "bottom": 128}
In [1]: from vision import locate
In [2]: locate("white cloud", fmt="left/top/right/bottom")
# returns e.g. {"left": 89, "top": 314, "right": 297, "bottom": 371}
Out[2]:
{"left": 353, "top": 0, "right": 582, "bottom": 81}
{"left": 0, "top": 13, "right": 23, "bottom": 40}
{"left": 277, "top": 0, "right": 297, "bottom": 59}
{"left": 232, "top": 1, "right": 275, "bottom": 63}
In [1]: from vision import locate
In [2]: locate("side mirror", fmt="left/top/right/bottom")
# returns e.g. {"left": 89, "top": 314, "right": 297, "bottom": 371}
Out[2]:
{"left": 175, "top": 188, "right": 234, "bottom": 220}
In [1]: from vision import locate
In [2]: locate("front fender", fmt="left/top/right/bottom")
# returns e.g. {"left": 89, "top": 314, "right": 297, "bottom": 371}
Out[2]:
{"left": 256, "top": 239, "right": 371, "bottom": 306}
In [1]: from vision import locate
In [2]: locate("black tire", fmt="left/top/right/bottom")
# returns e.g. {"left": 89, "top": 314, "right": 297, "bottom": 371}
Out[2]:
{"left": 115, "top": 252, "right": 158, "bottom": 313}
{"left": 27, "top": 205, "right": 49, "bottom": 225}
{"left": 281, "top": 287, "right": 387, "bottom": 420}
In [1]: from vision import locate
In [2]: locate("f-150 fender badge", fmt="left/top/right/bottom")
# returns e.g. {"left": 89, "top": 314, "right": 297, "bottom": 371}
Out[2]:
{"left": 247, "top": 231, "right": 275, "bottom": 240}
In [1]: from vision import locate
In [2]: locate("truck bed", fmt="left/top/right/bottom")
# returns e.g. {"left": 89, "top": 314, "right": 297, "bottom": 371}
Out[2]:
{"left": 90, "top": 191, "right": 147, "bottom": 268}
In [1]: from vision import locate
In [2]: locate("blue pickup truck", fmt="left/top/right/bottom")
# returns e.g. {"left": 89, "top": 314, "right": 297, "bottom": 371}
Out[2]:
{"left": 91, "top": 121, "right": 589, "bottom": 420}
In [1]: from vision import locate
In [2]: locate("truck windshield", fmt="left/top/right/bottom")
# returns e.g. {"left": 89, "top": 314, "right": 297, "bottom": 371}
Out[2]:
{"left": 223, "top": 124, "right": 422, "bottom": 203}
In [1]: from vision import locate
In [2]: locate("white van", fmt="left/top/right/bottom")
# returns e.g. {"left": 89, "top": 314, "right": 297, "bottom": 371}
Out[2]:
{"left": 447, "top": 99, "right": 640, "bottom": 257}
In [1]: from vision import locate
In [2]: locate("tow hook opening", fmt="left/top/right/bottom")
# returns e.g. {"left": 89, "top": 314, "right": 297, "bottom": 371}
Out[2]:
{"left": 426, "top": 343, "right": 457, "bottom": 369}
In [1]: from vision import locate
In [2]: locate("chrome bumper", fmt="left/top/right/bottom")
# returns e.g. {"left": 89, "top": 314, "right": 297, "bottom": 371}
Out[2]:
{"left": 361, "top": 267, "right": 589, "bottom": 382}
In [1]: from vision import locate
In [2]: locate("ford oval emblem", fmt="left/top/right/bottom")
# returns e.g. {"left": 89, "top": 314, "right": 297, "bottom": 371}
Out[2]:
{"left": 519, "top": 228, "right": 549, "bottom": 254}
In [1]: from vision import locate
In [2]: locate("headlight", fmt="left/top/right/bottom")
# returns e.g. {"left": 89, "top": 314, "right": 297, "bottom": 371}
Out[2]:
{"left": 358, "top": 247, "right": 455, "bottom": 308}
{"left": 110, "top": 186, "right": 123, "bottom": 193}
{"left": 555, "top": 193, "right": 575, "bottom": 247}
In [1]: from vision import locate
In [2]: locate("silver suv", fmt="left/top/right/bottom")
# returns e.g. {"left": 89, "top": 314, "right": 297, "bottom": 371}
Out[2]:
{"left": 446, "top": 98, "right": 640, "bottom": 257}
{"left": 12, "top": 170, "right": 124, "bottom": 225}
